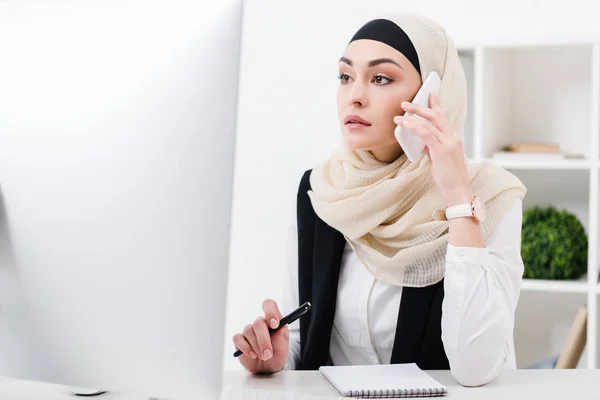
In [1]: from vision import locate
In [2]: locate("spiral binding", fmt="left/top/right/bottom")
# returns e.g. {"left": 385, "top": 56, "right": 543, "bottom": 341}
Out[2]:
{"left": 348, "top": 387, "right": 447, "bottom": 398}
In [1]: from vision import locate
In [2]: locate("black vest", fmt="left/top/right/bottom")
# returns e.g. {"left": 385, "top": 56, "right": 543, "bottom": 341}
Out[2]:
{"left": 295, "top": 170, "right": 450, "bottom": 371}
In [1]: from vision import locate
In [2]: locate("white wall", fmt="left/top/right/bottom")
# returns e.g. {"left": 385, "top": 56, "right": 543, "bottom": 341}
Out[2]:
{"left": 224, "top": 0, "right": 600, "bottom": 370}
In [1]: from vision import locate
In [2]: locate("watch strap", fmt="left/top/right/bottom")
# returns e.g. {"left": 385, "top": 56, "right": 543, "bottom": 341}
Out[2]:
{"left": 445, "top": 201, "right": 474, "bottom": 220}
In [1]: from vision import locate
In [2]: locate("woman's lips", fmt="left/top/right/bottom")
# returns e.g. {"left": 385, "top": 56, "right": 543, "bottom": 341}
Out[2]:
{"left": 346, "top": 122, "right": 370, "bottom": 130}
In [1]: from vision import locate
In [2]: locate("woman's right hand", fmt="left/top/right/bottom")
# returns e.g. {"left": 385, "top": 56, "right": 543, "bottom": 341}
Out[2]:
{"left": 232, "top": 299, "right": 289, "bottom": 374}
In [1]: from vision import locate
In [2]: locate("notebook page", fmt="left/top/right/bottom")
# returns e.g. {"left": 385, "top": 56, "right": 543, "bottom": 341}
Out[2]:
{"left": 319, "top": 363, "right": 446, "bottom": 395}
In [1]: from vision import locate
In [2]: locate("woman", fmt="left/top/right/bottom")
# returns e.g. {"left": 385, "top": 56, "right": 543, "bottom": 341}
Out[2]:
{"left": 232, "top": 13, "right": 526, "bottom": 387}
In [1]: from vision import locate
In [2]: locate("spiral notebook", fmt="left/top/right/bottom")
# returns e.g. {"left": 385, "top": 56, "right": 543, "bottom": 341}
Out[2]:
{"left": 319, "top": 363, "right": 447, "bottom": 398}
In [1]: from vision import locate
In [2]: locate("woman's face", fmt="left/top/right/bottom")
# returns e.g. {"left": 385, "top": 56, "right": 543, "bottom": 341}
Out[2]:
{"left": 337, "top": 39, "right": 422, "bottom": 162}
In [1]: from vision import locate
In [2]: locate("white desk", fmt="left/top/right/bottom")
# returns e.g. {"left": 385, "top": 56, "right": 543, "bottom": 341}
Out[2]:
{"left": 223, "top": 369, "right": 600, "bottom": 398}
{"left": 2, "top": 370, "right": 600, "bottom": 399}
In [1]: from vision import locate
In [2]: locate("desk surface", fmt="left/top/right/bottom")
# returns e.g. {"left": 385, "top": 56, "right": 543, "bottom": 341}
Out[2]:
{"left": 223, "top": 369, "right": 600, "bottom": 399}
{"left": 2, "top": 369, "right": 600, "bottom": 399}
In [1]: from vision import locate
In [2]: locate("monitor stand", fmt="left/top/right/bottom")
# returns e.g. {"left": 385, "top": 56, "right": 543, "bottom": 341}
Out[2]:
{"left": 69, "top": 387, "right": 106, "bottom": 396}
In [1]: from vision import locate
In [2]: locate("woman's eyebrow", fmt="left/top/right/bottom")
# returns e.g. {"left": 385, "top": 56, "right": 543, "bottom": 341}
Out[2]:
{"left": 368, "top": 58, "right": 404, "bottom": 69}
{"left": 339, "top": 56, "right": 353, "bottom": 66}
{"left": 339, "top": 57, "right": 403, "bottom": 69}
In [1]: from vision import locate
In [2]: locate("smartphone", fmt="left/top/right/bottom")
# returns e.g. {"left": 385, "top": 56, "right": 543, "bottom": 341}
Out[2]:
{"left": 394, "top": 71, "right": 441, "bottom": 162}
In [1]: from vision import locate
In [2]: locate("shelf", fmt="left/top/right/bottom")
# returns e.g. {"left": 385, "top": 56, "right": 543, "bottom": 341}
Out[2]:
{"left": 478, "top": 45, "right": 593, "bottom": 161}
{"left": 503, "top": 168, "right": 589, "bottom": 232}
{"left": 486, "top": 159, "right": 591, "bottom": 170}
{"left": 522, "top": 279, "right": 589, "bottom": 294}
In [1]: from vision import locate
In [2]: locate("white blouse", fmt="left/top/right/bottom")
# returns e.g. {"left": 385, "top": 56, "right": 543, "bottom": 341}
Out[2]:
{"left": 280, "top": 198, "right": 524, "bottom": 387}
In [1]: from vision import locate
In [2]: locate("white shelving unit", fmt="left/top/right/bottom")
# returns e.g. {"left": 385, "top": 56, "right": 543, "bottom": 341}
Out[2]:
{"left": 489, "top": 159, "right": 592, "bottom": 170}
{"left": 458, "top": 39, "right": 600, "bottom": 369}
{"left": 521, "top": 279, "right": 589, "bottom": 294}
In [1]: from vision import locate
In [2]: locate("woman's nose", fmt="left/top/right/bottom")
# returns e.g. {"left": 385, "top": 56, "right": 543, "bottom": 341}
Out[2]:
{"left": 348, "top": 82, "right": 368, "bottom": 107}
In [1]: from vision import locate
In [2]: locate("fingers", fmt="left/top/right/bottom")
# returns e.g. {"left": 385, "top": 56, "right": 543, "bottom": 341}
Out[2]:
{"left": 429, "top": 92, "right": 443, "bottom": 114}
{"left": 398, "top": 114, "right": 464, "bottom": 160}
{"left": 234, "top": 299, "right": 287, "bottom": 365}
{"left": 395, "top": 115, "right": 444, "bottom": 150}
{"left": 399, "top": 102, "right": 443, "bottom": 134}
{"left": 253, "top": 317, "right": 273, "bottom": 361}
{"left": 270, "top": 324, "right": 290, "bottom": 358}
{"left": 263, "top": 300, "right": 289, "bottom": 360}
{"left": 242, "top": 323, "right": 261, "bottom": 359}
{"left": 262, "top": 299, "right": 284, "bottom": 330}
{"left": 399, "top": 93, "right": 449, "bottom": 134}
{"left": 232, "top": 333, "right": 257, "bottom": 359}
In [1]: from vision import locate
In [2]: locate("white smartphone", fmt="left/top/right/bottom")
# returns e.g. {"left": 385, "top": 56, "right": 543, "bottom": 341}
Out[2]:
{"left": 394, "top": 71, "right": 441, "bottom": 162}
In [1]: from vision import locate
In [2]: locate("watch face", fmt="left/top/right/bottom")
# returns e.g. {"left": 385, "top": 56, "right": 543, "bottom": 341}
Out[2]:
{"left": 473, "top": 197, "right": 486, "bottom": 221}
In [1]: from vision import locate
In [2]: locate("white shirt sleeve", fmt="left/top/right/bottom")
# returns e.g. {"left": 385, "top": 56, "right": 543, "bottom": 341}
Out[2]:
{"left": 442, "top": 198, "right": 524, "bottom": 387}
{"left": 281, "top": 220, "right": 301, "bottom": 370}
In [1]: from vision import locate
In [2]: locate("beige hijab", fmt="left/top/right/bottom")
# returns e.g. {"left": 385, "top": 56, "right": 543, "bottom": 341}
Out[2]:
{"left": 307, "top": 13, "right": 526, "bottom": 287}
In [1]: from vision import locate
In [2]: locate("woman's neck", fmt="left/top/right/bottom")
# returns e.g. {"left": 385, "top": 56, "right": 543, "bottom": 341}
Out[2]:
{"left": 370, "top": 143, "right": 404, "bottom": 163}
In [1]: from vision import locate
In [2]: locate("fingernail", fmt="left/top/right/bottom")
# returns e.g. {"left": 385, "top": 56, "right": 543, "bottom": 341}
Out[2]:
{"left": 401, "top": 101, "right": 409, "bottom": 107}
{"left": 270, "top": 318, "right": 278, "bottom": 329}
{"left": 250, "top": 351, "right": 257, "bottom": 359}
{"left": 394, "top": 116, "right": 402, "bottom": 123}
{"left": 263, "top": 349, "right": 272, "bottom": 360}
{"left": 401, "top": 119, "right": 410, "bottom": 127}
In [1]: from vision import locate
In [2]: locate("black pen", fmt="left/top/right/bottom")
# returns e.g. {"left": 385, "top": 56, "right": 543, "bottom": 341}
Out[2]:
{"left": 233, "top": 301, "right": 311, "bottom": 357}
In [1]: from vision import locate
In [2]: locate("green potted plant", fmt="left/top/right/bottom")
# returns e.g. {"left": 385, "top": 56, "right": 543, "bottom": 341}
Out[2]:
{"left": 521, "top": 206, "right": 587, "bottom": 280}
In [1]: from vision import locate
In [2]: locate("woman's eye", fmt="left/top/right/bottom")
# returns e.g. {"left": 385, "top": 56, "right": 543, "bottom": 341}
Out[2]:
{"left": 373, "top": 74, "right": 393, "bottom": 85}
{"left": 337, "top": 73, "right": 352, "bottom": 84}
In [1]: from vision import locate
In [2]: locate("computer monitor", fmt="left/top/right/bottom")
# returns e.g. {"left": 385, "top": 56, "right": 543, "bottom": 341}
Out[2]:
{"left": 0, "top": 1, "right": 242, "bottom": 398}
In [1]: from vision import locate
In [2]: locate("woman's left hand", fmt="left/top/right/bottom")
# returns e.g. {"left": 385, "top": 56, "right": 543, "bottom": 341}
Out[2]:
{"left": 394, "top": 92, "right": 473, "bottom": 206}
